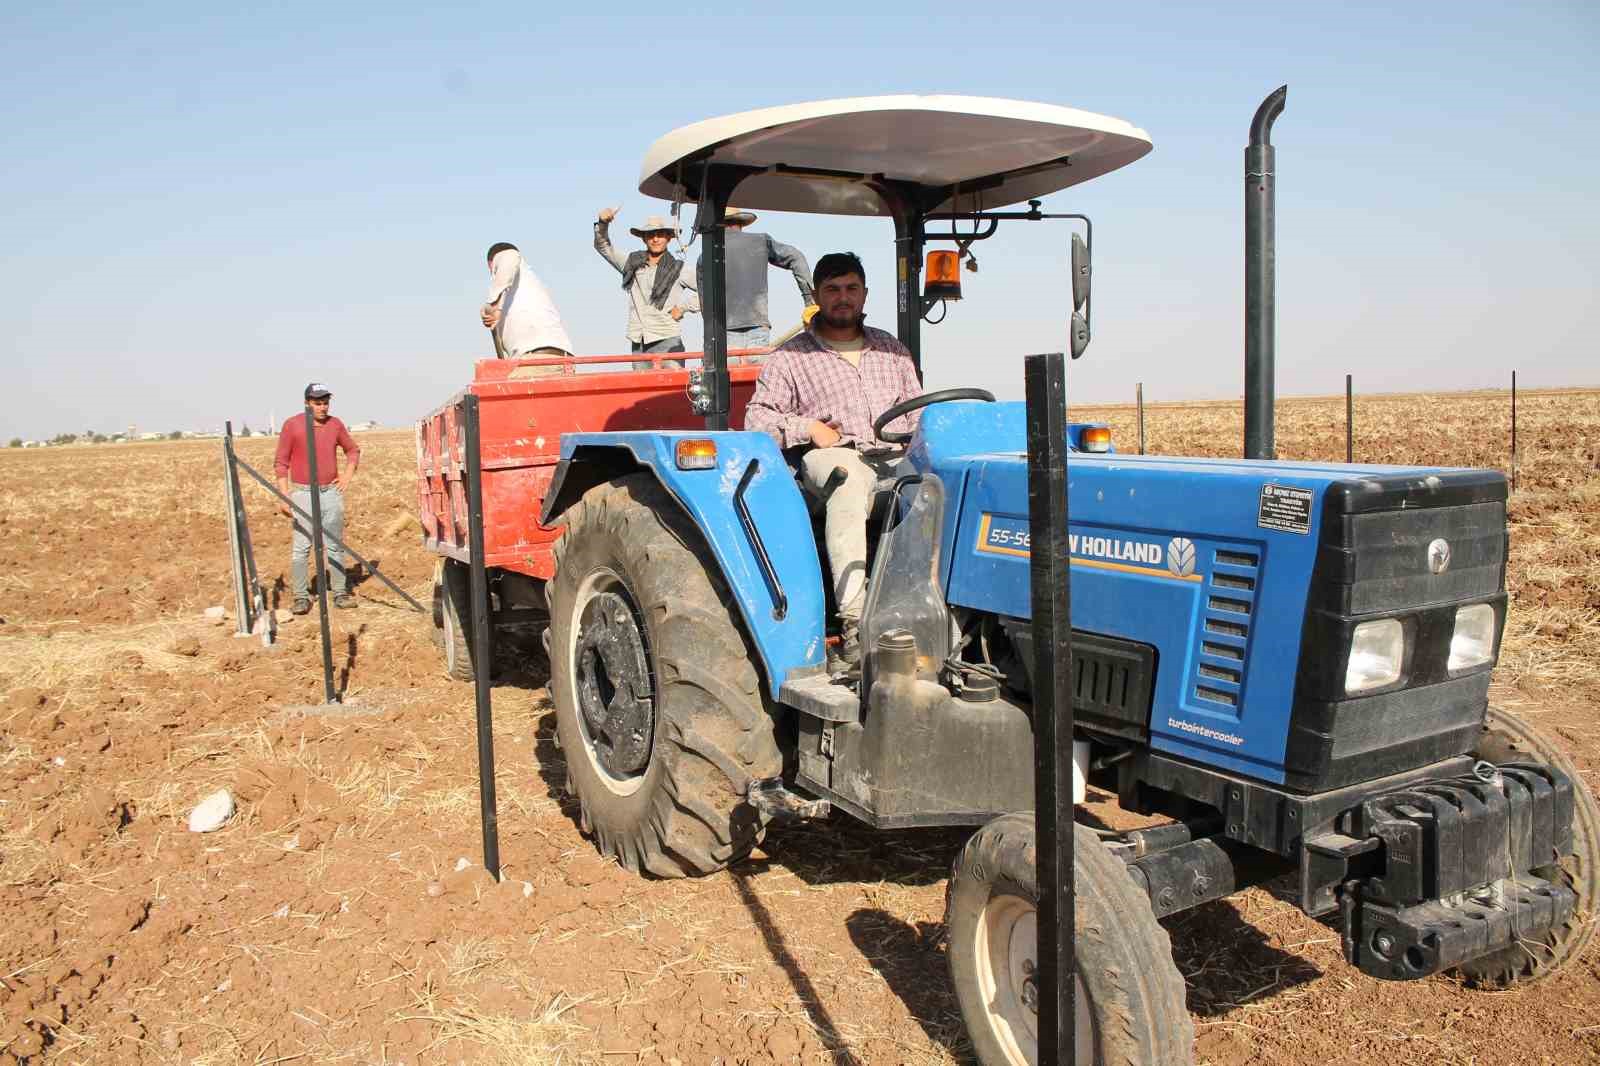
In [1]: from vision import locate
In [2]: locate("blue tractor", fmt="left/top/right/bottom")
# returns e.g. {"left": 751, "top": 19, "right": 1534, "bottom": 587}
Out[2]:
{"left": 536, "top": 95, "right": 1597, "bottom": 1065}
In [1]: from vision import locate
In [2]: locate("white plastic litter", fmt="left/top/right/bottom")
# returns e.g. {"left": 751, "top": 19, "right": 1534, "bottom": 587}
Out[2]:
{"left": 203, "top": 605, "right": 227, "bottom": 625}
{"left": 453, "top": 857, "right": 471, "bottom": 872}
{"left": 522, "top": 881, "right": 534, "bottom": 898}
{"left": 187, "top": 789, "right": 235, "bottom": 833}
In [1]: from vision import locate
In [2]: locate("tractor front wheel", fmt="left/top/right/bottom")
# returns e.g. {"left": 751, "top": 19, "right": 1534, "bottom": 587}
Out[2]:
{"left": 548, "top": 474, "right": 782, "bottom": 877}
{"left": 946, "top": 813, "right": 1194, "bottom": 1066}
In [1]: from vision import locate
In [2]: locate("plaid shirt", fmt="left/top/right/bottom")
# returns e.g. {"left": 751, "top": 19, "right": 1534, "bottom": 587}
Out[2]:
{"left": 745, "top": 325, "right": 922, "bottom": 451}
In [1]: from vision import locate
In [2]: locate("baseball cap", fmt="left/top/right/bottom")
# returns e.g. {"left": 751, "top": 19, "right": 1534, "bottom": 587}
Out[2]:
{"left": 304, "top": 382, "right": 332, "bottom": 400}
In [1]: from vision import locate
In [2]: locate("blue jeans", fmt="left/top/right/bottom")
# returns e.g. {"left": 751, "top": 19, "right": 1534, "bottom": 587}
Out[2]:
{"left": 730, "top": 326, "right": 770, "bottom": 350}
{"left": 290, "top": 485, "right": 346, "bottom": 598}
{"left": 630, "top": 336, "right": 685, "bottom": 370}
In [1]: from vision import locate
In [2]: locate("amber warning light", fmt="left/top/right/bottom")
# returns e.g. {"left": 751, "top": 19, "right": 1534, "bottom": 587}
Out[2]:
{"left": 675, "top": 439, "right": 718, "bottom": 470}
{"left": 1080, "top": 426, "right": 1112, "bottom": 453}
{"left": 924, "top": 250, "right": 962, "bottom": 301}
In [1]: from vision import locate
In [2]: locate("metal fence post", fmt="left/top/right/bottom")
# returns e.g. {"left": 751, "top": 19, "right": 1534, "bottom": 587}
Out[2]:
{"left": 1345, "top": 374, "right": 1353, "bottom": 464}
{"left": 223, "top": 423, "right": 253, "bottom": 635}
{"left": 302, "top": 407, "right": 338, "bottom": 704}
{"left": 463, "top": 394, "right": 502, "bottom": 882}
{"left": 1511, "top": 371, "right": 1518, "bottom": 492}
{"left": 1136, "top": 382, "right": 1145, "bottom": 455}
{"left": 1025, "top": 352, "right": 1076, "bottom": 1066}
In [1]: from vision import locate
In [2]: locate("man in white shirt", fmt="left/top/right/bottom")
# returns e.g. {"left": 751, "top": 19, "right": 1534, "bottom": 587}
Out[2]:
{"left": 480, "top": 243, "right": 575, "bottom": 374}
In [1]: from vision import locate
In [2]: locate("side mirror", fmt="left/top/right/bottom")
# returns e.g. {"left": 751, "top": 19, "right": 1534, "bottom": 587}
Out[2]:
{"left": 1070, "top": 312, "right": 1090, "bottom": 359}
{"left": 1071, "top": 233, "right": 1090, "bottom": 311}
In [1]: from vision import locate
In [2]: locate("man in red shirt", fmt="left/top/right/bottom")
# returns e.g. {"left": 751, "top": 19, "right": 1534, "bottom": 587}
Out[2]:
{"left": 274, "top": 383, "right": 362, "bottom": 613}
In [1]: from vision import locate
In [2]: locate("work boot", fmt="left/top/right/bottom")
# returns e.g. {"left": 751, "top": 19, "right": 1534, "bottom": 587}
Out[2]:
{"left": 333, "top": 593, "right": 357, "bottom": 609}
{"left": 291, "top": 597, "right": 311, "bottom": 616}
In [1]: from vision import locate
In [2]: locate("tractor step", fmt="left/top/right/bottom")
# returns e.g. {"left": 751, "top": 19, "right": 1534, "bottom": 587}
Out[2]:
{"left": 780, "top": 671, "right": 860, "bottom": 723}
{"left": 747, "top": 777, "right": 831, "bottom": 821}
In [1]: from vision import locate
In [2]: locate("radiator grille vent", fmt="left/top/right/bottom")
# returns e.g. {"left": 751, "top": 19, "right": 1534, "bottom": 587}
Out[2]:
{"left": 1192, "top": 548, "right": 1258, "bottom": 710}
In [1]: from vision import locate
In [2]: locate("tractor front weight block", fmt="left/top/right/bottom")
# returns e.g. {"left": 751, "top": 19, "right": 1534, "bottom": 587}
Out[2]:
{"left": 1304, "top": 759, "right": 1580, "bottom": 980}
{"left": 1344, "top": 874, "right": 1576, "bottom": 981}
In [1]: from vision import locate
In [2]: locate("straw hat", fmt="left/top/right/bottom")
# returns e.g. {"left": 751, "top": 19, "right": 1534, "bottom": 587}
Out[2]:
{"left": 723, "top": 206, "right": 758, "bottom": 226}
{"left": 629, "top": 215, "right": 679, "bottom": 238}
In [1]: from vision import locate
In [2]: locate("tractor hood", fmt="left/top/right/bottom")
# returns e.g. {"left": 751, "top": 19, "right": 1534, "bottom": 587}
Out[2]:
{"left": 912, "top": 400, "right": 1507, "bottom": 783}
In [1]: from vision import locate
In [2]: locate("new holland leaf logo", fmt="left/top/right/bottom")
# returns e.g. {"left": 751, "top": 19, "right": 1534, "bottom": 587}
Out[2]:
{"left": 1166, "top": 537, "right": 1196, "bottom": 578}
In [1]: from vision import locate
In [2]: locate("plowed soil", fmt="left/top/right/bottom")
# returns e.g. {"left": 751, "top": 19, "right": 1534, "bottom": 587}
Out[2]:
{"left": 1, "top": 387, "right": 1596, "bottom": 1065}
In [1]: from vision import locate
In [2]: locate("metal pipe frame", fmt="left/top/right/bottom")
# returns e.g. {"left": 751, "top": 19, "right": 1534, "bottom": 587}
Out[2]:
{"left": 229, "top": 454, "right": 426, "bottom": 613}
{"left": 921, "top": 208, "right": 1093, "bottom": 340}
{"left": 301, "top": 406, "right": 338, "bottom": 704}
{"left": 463, "top": 394, "right": 502, "bottom": 881}
{"left": 223, "top": 424, "right": 254, "bottom": 636}
{"left": 1025, "top": 351, "right": 1077, "bottom": 1064}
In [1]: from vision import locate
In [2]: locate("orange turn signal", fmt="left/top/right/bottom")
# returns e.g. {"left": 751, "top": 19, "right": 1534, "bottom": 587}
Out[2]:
{"left": 675, "top": 438, "right": 718, "bottom": 470}
{"left": 1080, "top": 426, "right": 1112, "bottom": 453}
{"left": 924, "top": 249, "right": 962, "bottom": 301}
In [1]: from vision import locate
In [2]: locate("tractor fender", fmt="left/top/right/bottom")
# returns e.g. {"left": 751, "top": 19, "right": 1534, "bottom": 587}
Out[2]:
{"left": 541, "top": 432, "right": 827, "bottom": 696}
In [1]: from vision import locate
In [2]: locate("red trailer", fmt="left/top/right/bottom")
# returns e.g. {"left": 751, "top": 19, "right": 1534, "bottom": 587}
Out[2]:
{"left": 415, "top": 350, "right": 763, "bottom": 677}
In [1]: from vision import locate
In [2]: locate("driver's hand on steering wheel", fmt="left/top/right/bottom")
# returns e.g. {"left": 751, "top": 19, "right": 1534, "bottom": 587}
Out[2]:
{"left": 808, "top": 420, "right": 842, "bottom": 448}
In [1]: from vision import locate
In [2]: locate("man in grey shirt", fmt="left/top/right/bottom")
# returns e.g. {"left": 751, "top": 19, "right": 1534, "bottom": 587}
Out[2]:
{"left": 593, "top": 208, "right": 699, "bottom": 369}
{"left": 699, "top": 207, "right": 814, "bottom": 355}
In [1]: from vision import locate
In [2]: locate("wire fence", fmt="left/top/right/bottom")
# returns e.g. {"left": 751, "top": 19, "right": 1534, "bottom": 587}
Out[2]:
{"left": 1104, "top": 372, "right": 1524, "bottom": 488}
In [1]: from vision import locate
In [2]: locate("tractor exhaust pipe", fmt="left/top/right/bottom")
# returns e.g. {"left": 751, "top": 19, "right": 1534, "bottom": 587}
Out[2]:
{"left": 1244, "top": 85, "right": 1287, "bottom": 460}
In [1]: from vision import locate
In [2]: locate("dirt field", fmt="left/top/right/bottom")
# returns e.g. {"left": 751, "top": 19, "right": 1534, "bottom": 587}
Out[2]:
{"left": 1, "top": 388, "right": 1596, "bottom": 1066}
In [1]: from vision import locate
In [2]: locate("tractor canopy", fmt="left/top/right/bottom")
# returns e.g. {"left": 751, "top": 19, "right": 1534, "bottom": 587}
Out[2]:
{"left": 637, "top": 94, "right": 1153, "bottom": 217}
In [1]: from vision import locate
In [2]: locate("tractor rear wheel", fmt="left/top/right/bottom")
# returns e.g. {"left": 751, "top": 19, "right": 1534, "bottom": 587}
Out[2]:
{"left": 946, "top": 813, "right": 1193, "bottom": 1066}
{"left": 432, "top": 558, "right": 476, "bottom": 682}
{"left": 548, "top": 474, "right": 782, "bottom": 877}
{"left": 1457, "top": 705, "right": 1600, "bottom": 988}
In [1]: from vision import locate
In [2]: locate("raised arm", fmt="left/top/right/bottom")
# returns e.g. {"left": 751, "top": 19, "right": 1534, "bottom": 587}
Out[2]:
{"left": 593, "top": 210, "right": 627, "bottom": 273}
{"left": 766, "top": 235, "right": 814, "bottom": 300}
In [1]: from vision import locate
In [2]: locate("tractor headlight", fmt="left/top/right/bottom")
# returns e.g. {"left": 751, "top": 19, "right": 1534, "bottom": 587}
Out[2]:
{"left": 1448, "top": 604, "right": 1496, "bottom": 671}
{"left": 1346, "top": 619, "right": 1404, "bottom": 694}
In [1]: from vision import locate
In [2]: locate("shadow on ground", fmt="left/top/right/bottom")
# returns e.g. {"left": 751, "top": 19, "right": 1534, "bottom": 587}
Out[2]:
{"left": 1165, "top": 895, "right": 1323, "bottom": 1017}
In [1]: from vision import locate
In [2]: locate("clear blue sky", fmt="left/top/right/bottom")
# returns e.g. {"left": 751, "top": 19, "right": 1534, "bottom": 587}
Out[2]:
{"left": 3, "top": 2, "right": 1596, "bottom": 439}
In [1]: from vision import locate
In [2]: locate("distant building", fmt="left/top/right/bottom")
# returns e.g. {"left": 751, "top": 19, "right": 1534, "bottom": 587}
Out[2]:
{"left": 350, "top": 420, "right": 382, "bottom": 432}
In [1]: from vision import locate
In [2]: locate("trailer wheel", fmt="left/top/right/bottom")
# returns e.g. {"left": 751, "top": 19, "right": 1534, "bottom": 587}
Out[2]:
{"left": 548, "top": 474, "right": 782, "bottom": 878}
{"left": 433, "top": 558, "right": 475, "bottom": 682}
{"left": 947, "top": 813, "right": 1193, "bottom": 1066}
{"left": 1457, "top": 705, "right": 1600, "bottom": 989}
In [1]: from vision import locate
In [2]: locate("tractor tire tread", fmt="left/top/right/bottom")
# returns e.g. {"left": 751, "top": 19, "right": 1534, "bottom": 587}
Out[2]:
{"left": 549, "top": 474, "right": 782, "bottom": 880}
{"left": 946, "top": 812, "right": 1193, "bottom": 1066}
{"left": 1457, "top": 705, "right": 1600, "bottom": 989}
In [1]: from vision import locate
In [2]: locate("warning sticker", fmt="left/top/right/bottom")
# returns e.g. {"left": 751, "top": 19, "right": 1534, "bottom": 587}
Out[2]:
{"left": 1257, "top": 483, "right": 1313, "bottom": 535}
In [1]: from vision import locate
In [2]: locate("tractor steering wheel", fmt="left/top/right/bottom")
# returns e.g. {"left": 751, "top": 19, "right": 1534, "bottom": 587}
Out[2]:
{"left": 872, "top": 388, "right": 997, "bottom": 444}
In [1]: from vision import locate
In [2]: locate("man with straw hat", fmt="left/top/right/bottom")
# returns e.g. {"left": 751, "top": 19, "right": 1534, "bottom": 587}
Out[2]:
{"left": 593, "top": 207, "right": 699, "bottom": 368}
{"left": 699, "top": 206, "right": 815, "bottom": 356}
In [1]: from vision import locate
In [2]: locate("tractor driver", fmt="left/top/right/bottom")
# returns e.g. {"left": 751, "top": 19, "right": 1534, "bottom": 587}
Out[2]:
{"left": 745, "top": 252, "right": 923, "bottom": 672}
